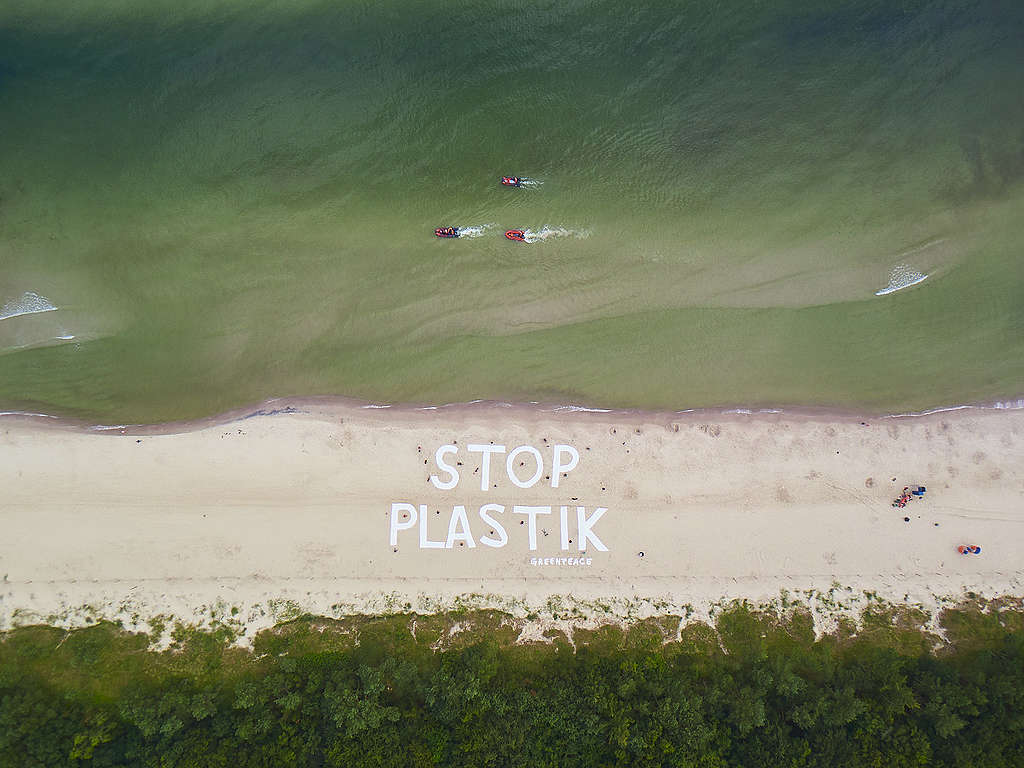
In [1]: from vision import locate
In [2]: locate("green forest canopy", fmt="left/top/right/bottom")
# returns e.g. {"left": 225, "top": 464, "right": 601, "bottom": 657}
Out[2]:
{"left": 1, "top": 600, "right": 1023, "bottom": 767}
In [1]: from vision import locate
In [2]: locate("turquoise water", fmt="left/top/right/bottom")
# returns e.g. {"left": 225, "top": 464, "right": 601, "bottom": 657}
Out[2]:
{"left": 1, "top": 0, "right": 1022, "bottom": 420}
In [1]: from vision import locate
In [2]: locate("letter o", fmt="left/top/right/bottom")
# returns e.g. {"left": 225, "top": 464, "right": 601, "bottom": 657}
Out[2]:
{"left": 506, "top": 445, "right": 544, "bottom": 488}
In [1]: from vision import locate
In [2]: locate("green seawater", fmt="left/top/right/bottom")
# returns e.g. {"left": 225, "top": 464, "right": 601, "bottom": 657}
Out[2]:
{"left": 1, "top": 0, "right": 1022, "bottom": 421}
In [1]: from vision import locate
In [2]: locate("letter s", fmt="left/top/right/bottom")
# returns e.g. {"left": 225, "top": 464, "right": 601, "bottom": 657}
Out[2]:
{"left": 430, "top": 444, "right": 459, "bottom": 490}
{"left": 478, "top": 504, "right": 508, "bottom": 548}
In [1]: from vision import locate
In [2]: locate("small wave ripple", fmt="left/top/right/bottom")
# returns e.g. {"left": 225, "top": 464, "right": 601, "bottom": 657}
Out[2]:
{"left": 875, "top": 265, "right": 928, "bottom": 296}
{"left": 0, "top": 291, "right": 58, "bottom": 321}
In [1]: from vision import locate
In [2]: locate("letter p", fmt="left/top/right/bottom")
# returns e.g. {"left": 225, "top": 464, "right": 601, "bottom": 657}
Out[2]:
{"left": 389, "top": 502, "right": 418, "bottom": 546}
{"left": 551, "top": 444, "right": 580, "bottom": 488}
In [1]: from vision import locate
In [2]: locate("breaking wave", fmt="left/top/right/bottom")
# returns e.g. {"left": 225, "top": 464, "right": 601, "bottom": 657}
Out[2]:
{"left": 0, "top": 291, "right": 58, "bottom": 321}
{"left": 875, "top": 264, "right": 929, "bottom": 296}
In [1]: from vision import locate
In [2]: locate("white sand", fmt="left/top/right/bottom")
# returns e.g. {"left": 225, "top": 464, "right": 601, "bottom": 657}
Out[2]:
{"left": 1, "top": 403, "right": 1022, "bottom": 642}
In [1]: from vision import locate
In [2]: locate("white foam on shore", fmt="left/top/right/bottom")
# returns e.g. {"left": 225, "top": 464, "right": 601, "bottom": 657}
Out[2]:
{"left": 885, "top": 400, "right": 1024, "bottom": 419}
{"left": 3, "top": 397, "right": 1023, "bottom": 428}
{"left": 0, "top": 291, "right": 58, "bottom": 321}
{"left": 993, "top": 399, "right": 1024, "bottom": 410}
{"left": 875, "top": 264, "right": 929, "bottom": 296}
{"left": 886, "top": 405, "right": 973, "bottom": 418}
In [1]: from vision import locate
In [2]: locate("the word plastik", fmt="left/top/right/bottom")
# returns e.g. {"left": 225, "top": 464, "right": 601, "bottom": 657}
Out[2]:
{"left": 389, "top": 443, "right": 609, "bottom": 552}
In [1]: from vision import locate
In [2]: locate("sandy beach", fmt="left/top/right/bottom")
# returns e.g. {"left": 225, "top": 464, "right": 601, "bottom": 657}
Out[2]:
{"left": 1, "top": 401, "right": 1022, "bottom": 640}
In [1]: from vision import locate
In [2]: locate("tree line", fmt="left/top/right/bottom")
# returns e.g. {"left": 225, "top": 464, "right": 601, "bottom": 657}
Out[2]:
{"left": 1, "top": 601, "right": 1022, "bottom": 767}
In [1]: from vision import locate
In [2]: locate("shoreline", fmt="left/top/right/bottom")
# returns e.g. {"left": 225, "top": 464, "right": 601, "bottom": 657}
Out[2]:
{"left": 1, "top": 392, "right": 1023, "bottom": 435}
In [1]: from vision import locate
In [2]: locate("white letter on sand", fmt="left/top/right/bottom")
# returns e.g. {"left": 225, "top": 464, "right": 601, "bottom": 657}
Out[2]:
{"left": 577, "top": 506, "right": 608, "bottom": 552}
{"left": 550, "top": 445, "right": 580, "bottom": 488}
{"left": 559, "top": 505, "right": 570, "bottom": 551}
{"left": 467, "top": 443, "right": 506, "bottom": 491}
{"left": 390, "top": 502, "right": 418, "bottom": 546}
{"left": 419, "top": 504, "right": 445, "bottom": 549}
{"left": 445, "top": 505, "right": 476, "bottom": 549}
{"left": 430, "top": 445, "right": 460, "bottom": 490}
{"left": 478, "top": 504, "right": 508, "bottom": 548}
{"left": 506, "top": 445, "right": 544, "bottom": 488}
{"left": 514, "top": 505, "right": 551, "bottom": 550}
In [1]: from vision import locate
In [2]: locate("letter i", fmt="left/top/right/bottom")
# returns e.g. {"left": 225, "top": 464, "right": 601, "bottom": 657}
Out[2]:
{"left": 560, "top": 505, "right": 570, "bottom": 551}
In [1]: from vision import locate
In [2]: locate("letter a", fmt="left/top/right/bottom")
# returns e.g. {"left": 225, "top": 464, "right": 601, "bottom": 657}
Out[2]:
{"left": 445, "top": 505, "right": 476, "bottom": 548}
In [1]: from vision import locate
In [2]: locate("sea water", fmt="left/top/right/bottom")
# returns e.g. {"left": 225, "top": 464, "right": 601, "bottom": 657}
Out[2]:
{"left": 1, "top": 0, "right": 1022, "bottom": 420}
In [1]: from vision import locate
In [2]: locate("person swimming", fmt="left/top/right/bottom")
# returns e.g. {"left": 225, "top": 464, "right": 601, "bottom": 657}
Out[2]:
{"left": 434, "top": 227, "right": 459, "bottom": 238}
{"left": 501, "top": 176, "right": 522, "bottom": 187}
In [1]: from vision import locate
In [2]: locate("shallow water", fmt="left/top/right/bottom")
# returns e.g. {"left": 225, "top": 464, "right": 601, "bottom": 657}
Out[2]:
{"left": 1, "top": 0, "right": 1022, "bottom": 420}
